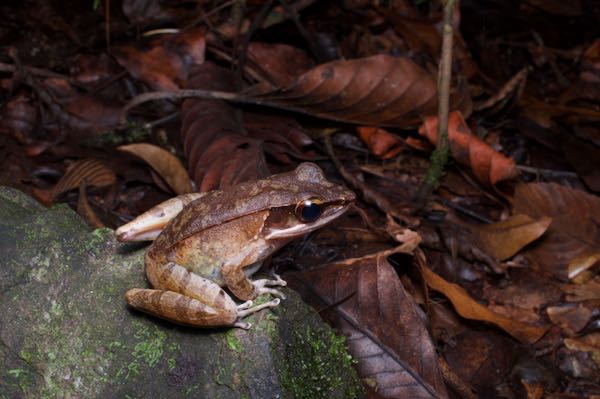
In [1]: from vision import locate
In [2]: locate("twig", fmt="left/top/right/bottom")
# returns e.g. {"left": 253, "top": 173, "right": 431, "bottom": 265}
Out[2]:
{"left": 414, "top": 0, "right": 456, "bottom": 208}
{"left": 516, "top": 165, "right": 579, "bottom": 179}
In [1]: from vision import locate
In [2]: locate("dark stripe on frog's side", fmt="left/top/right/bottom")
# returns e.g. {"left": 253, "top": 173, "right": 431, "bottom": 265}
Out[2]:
{"left": 153, "top": 163, "right": 341, "bottom": 251}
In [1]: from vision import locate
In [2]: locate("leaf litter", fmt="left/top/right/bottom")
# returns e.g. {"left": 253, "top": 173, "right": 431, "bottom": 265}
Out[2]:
{"left": 1, "top": 1, "right": 600, "bottom": 397}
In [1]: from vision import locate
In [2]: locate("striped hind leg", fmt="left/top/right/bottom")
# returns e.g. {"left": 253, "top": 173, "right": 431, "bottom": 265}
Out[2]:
{"left": 126, "top": 262, "right": 279, "bottom": 328}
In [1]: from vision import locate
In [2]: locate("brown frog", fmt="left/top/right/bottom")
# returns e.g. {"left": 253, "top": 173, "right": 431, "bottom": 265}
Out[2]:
{"left": 117, "top": 163, "right": 355, "bottom": 329}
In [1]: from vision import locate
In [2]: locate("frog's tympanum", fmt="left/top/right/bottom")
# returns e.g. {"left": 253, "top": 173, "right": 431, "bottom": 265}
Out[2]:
{"left": 117, "top": 163, "right": 355, "bottom": 329}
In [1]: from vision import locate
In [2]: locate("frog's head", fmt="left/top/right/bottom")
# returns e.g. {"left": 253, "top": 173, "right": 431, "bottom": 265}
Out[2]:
{"left": 262, "top": 162, "right": 355, "bottom": 240}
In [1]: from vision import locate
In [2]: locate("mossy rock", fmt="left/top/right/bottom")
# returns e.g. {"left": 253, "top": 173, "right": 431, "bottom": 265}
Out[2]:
{"left": 0, "top": 187, "right": 363, "bottom": 399}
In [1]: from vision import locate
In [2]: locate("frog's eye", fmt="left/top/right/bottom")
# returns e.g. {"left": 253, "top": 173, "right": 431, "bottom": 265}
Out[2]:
{"left": 295, "top": 197, "right": 323, "bottom": 222}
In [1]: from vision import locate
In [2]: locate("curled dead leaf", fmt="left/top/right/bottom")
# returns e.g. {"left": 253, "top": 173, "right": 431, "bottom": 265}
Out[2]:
{"left": 418, "top": 256, "right": 548, "bottom": 344}
{"left": 118, "top": 143, "right": 192, "bottom": 194}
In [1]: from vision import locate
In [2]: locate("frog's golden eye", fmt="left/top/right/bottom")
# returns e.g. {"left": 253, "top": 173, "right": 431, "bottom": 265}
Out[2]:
{"left": 295, "top": 197, "right": 323, "bottom": 222}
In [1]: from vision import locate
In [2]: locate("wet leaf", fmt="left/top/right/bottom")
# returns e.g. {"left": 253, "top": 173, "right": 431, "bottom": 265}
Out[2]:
{"left": 471, "top": 214, "right": 552, "bottom": 261}
{"left": 514, "top": 183, "right": 600, "bottom": 281}
{"left": 247, "top": 54, "right": 438, "bottom": 128}
{"left": 118, "top": 143, "right": 192, "bottom": 194}
{"left": 288, "top": 256, "right": 449, "bottom": 399}
{"left": 419, "top": 111, "right": 518, "bottom": 184}
{"left": 51, "top": 159, "right": 116, "bottom": 200}
{"left": 418, "top": 262, "right": 548, "bottom": 344}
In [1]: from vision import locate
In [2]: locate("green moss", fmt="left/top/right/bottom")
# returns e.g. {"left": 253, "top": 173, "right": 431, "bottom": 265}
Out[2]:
{"left": 278, "top": 326, "right": 363, "bottom": 399}
{"left": 226, "top": 331, "right": 243, "bottom": 353}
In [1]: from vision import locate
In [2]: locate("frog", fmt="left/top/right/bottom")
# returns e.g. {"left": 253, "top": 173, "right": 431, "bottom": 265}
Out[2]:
{"left": 117, "top": 162, "right": 355, "bottom": 329}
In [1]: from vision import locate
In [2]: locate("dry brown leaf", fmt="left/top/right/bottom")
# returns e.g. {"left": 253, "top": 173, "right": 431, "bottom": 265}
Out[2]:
{"left": 51, "top": 159, "right": 116, "bottom": 200}
{"left": 418, "top": 260, "right": 548, "bottom": 344}
{"left": 288, "top": 255, "right": 449, "bottom": 399}
{"left": 514, "top": 183, "right": 600, "bottom": 281}
{"left": 247, "top": 54, "right": 438, "bottom": 128}
{"left": 471, "top": 214, "right": 552, "bottom": 261}
{"left": 118, "top": 143, "right": 192, "bottom": 194}
{"left": 419, "top": 111, "right": 518, "bottom": 184}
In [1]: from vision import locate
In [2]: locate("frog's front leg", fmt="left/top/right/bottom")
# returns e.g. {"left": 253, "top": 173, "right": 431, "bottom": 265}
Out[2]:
{"left": 222, "top": 261, "right": 287, "bottom": 301}
{"left": 126, "top": 261, "right": 279, "bottom": 328}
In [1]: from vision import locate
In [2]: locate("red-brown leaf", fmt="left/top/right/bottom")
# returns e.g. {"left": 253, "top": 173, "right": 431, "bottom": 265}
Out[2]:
{"left": 419, "top": 111, "right": 518, "bottom": 184}
{"left": 357, "top": 126, "right": 405, "bottom": 159}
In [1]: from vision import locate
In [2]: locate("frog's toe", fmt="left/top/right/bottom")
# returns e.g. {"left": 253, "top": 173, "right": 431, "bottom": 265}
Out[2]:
{"left": 233, "top": 321, "right": 252, "bottom": 329}
{"left": 237, "top": 298, "right": 280, "bottom": 319}
{"left": 253, "top": 275, "right": 287, "bottom": 289}
{"left": 237, "top": 300, "right": 253, "bottom": 310}
{"left": 257, "top": 287, "right": 286, "bottom": 299}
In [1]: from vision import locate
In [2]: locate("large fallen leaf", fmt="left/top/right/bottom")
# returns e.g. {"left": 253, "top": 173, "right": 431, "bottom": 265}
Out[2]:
{"left": 51, "top": 159, "right": 116, "bottom": 200}
{"left": 514, "top": 183, "right": 600, "bottom": 281}
{"left": 418, "top": 261, "right": 548, "bottom": 344}
{"left": 288, "top": 256, "right": 449, "bottom": 399}
{"left": 247, "top": 54, "right": 438, "bottom": 128}
{"left": 118, "top": 143, "right": 192, "bottom": 194}
{"left": 470, "top": 214, "right": 552, "bottom": 260}
{"left": 181, "top": 63, "right": 269, "bottom": 190}
{"left": 419, "top": 111, "right": 518, "bottom": 184}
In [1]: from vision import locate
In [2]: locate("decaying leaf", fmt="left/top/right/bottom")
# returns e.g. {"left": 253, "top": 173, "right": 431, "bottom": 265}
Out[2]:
{"left": 514, "top": 183, "right": 600, "bottom": 281}
{"left": 118, "top": 143, "right": 192, "bottom": 194}
{"left": 418, "top": 260, "right": 548, "bottom": 344}
{"left": 419, "top": 111, "right": 518, "bottom": 184}
{"left": 288, "top": 256, "right": 449, "bottom": 399}
{"left": 51, "top": 159, "right": 116, "bottom": 200}
{"left": 470, "top": 214, "right": 552, "bottom": 261}
{"left": 247, "top": 54, "right": 438, "bottom": 128}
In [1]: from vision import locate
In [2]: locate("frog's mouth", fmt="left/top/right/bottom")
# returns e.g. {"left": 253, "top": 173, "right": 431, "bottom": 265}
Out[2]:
{"left": 264, "top": 203, "right": 351, "bottom": 239}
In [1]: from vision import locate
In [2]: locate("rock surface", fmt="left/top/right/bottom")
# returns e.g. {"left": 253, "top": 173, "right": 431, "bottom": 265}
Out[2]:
{"left": 0, "top": 187, "right": 363, "bottom": 399}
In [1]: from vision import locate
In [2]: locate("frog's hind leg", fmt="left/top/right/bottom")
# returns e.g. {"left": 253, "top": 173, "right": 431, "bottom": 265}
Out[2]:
{"left": 126, "top": 288, "right": 239, "bottom": 327}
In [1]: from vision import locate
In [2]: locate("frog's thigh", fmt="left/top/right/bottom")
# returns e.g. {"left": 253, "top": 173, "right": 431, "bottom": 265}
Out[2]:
{"left": 149, "top": 261, "right": 237, "bottom": 312}
{"left": 125, "top": 288, "right": 238, "bottom": 327}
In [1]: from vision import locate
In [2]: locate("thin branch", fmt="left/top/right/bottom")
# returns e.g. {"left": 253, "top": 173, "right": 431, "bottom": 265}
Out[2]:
{"left": 414, "top": 0, "right": 456, "bottom": 208}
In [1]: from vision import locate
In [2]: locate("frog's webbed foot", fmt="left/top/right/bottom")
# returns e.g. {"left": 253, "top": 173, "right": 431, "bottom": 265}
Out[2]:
{"left": 252, "top": 274, "right": 287, "bottom": 299}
